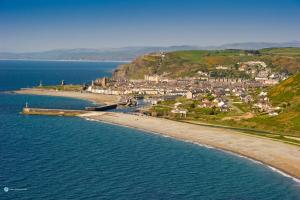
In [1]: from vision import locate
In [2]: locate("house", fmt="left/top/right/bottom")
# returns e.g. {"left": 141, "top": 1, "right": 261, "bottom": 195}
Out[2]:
{"left": 241, "top": 95, "right": 253, "bottom": 103}
{"left": 220, "top": 104, "right": 229, "bottom": 112}
{"left": 168, "top": 90, "right": 186, "bottom": 96}
{"left": 174, "top": 102, "right": 182, "bottom": 109}
{"left": 186, "top": 91, "right": 194, "bottom": 99}
{"left": 197, "top": 71, "right": 208, "bottom": 76}
{"left": 202, "top": 98, "right": 211, "bottom": 103}
{"left": 171, "top": 109, "right": 187, "bottom": 118}
{"left": 199, "top": 99, "right": 214, "bottom": 108}
{"left": 217, "top": 101, "right": 225, "bottom": 107}
{"left": 213, "top": 97, "right": 224, "bottom": 104}
{"left": 150, "top": 99, "right": 161, "bottom": 105}
{"left": 264, "top": 79, "right": 279, "bottom": 85}
{"left": 253, "top": 102, "right": 271, "bottom": 112}
{"left": 144, "top": 74, "right": 160, "bottom": 82}
{"left": 268, "top": 112, "right": 279, "bottom": 116}
{"left": 259, "top": 91, "right": 268, "bottom": 97}
{"left": 143, "top": 89, "right": 159, "bottom": 95}
{"left": 216, "top": 65, "right": 228, "bottom": 70}
{"left": 186, "top": 90, "right": 201, "bottom": 99}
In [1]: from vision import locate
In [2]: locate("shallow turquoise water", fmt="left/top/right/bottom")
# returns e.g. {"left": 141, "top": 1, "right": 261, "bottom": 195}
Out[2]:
{"left": 0, "top": 60, "right": 300, "bottom": 199}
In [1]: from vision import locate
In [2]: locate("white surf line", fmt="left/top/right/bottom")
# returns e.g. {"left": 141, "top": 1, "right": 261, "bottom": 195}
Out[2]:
{"left": 183, "top": 140, "right": 300, "bottom": 184}
{"left": 82, "top": 116, "right": 300, "bottom": 184}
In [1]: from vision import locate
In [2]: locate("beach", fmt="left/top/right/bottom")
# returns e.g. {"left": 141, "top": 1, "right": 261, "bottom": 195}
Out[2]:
{"left": 81, "top": 111, "right": 300, "bottom": 180}
{"left": 14, "top": 88, "right": 120, "bottom": 105}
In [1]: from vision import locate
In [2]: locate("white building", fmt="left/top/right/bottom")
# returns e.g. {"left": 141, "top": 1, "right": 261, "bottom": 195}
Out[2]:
{"left": 144, "top": 74, "right": 160, "bottom": 82}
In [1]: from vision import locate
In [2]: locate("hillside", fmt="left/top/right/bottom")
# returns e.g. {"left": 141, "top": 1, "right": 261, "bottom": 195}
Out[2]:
{"left": 242, "top": 73, "right": 300, "bottom": 136}
{"left": 264, "top": 72, "right": 300, "bottom": 135}
{"left": 269, "top": 72, "right": 300, "bottom": 104}
{"left": 113, "top": 48, "right": 300, "bottom": 79}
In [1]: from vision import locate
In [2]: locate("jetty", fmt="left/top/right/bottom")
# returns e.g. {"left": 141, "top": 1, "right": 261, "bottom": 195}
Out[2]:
{"left": 22, "top": 101, "right": 122, "bottom": 117}
{"left": 85, "top": 104, "right": 118, "bottom": 111}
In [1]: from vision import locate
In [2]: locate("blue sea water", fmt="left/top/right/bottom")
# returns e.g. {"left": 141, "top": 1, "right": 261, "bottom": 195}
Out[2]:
{"left": 0, "top": 60, "right": 300, "bottom": 200}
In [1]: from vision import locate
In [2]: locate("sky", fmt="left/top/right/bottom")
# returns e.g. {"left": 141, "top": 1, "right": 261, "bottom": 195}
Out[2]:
{"left": 0, "top": 0, "right": 299, "bottom": 52}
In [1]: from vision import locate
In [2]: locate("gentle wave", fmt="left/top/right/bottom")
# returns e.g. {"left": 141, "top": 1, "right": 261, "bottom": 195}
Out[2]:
{"left": 187, "top": 139, "right": 300, "bottom": 184}
{"left": 85, "top": 118, "right": 98, "bottom": 122}
{"left": 268, "top": 166, "right": 300, "bottom": 184}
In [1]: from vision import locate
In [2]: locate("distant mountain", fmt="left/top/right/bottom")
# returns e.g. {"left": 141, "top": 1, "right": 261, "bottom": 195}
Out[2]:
{"left": 0, "top": 46, "right": 200, "bottom": 61}
{"left": 214, "top": 41, "right": 300, "bottom": 50}
{"left": 1, "top": 41, "right": 300, "bottom": 61}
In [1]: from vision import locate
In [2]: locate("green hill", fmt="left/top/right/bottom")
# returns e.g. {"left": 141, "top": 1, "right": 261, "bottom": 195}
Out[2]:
{"left": 243, "top": 73, "right": 300, "bottom": 136}
{"left": 267, "top": 73, "right": 300, "bottom": 136}
{"left": 113, "top": 48, "right": 300, "bottom": 79}
{"left": 269, "top": 72, "right": 300, "bottom": 105}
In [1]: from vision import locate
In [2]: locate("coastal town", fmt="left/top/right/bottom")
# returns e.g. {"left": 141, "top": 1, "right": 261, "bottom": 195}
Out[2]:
{"left": 84, "top": 59, "right": 288, "bottom": 118}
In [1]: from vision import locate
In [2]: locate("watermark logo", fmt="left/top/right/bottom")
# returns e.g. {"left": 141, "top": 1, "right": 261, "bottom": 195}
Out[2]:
{"left": 3, "top": 187, "right": 27, "bottom": 193}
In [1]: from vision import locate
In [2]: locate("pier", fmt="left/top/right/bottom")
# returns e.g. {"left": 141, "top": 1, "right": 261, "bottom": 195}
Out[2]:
{"left": 21, "top": 95, "right": 123, "bottom": 116}
{"left": 85, "top": 104, "right": 118, "bottom": 111}
{"left": 22, "top": 102, "right": 121, "bottom": 116}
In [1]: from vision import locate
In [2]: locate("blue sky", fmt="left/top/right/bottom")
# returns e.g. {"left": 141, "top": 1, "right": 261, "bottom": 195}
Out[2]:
{"left": 0, "top": 0, "right": 299, "bottom": 52}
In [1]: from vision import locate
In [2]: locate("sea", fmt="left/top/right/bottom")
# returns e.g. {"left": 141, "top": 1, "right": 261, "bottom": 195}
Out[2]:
{"left": 0, "top": 60, "right": 300, "bottom": 200}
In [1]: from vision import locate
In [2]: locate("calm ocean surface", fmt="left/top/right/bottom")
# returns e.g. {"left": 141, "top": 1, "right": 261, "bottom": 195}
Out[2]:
{"left": 0, "top": 60, "right": 300, "bottom": 200}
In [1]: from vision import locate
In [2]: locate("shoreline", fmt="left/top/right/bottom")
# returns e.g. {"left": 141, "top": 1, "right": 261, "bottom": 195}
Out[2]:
{"left": 81, "top": 112, "right": 300, "bottom": 181}
{"left": 14, "top": 88, "right": 300, "bottom": 181}
{"left": 13, "top": 88, "right": 121, "bottom": 105}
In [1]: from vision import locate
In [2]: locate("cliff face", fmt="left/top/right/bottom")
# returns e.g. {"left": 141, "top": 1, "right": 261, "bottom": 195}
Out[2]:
{"left": 113, "top": 51, "right": 215, "bottom": 79}
{"left": 113, "top": 48, "right": 300, "bottom": 80}
{"left": 113, "top": 53, "right": 162, "bottom": 80}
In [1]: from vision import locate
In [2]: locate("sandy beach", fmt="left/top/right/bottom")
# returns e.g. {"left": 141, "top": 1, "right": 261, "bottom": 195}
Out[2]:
{"left": 81, "top": 112, "right": 300, "bottom": 180}
{"left": 14, "top": 88, "right": 120, "bottom": 105}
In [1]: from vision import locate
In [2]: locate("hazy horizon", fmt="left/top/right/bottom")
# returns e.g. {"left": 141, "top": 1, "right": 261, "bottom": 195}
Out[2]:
{"left": 1, "top": 40, "right": 300, "bottom": 54}
{"left": 1, "top": 0, "right": 300, "bottom": 52}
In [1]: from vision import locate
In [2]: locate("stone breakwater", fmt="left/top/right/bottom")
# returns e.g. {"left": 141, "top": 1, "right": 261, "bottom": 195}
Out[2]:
{"left": 22, "top": 108, "right": 90, "bottom": 116}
